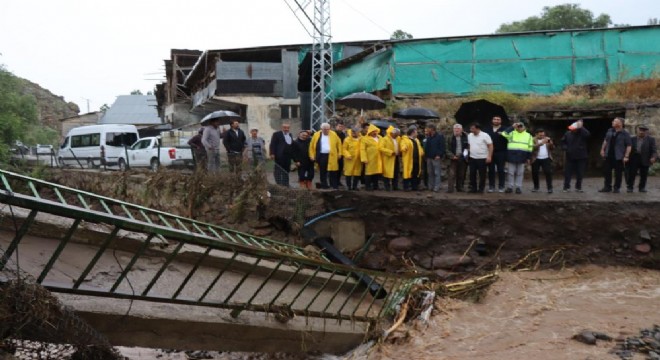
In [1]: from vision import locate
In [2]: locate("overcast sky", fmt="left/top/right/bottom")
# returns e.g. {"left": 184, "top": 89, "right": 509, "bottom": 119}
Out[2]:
{"left": 0, "top": 0, "right": 657, "bottom": 115}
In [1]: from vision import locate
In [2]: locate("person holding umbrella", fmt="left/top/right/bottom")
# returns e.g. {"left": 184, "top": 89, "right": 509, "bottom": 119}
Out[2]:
{"left": 201, "top": 118, "right": 222, "bottom": 173}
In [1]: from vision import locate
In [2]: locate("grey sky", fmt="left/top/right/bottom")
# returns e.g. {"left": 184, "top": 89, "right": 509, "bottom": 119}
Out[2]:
{"left": 0, "top": 0, "right": 657, "bottom": 114}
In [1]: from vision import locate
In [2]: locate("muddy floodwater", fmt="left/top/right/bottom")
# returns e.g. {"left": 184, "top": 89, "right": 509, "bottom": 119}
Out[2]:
{"left": 366, "top": 266, "right": 660, "bottom": 360}
{"left": 116, "top": 266, "right": 659, "bottom": 359}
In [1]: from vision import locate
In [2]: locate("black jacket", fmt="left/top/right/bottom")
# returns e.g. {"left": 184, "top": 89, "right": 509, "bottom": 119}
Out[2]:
{"left": 223, "top": 128, "right": 246, "bottom": 153}
{"left": 560, "top": 127, "right": 590, "bottom": 160}
{"left": 484, "top": 126, "right": 508, "bottom": 152}
{"left": 269, "top": 131, "right": 294, "bottom": 161}
{"left": 424, "top": 132, "right": 446, "bottom": 159}
{"left": 630, "top": 135, "right": 658, "bottom": 167}
{"left": 445, "top": 132, "right": 469, "bottom": 160}
{"left": 292, "top": 138, "right": 313, "bottom": 168}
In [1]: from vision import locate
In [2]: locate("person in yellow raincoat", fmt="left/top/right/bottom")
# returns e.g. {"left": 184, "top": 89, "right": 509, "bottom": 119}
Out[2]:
{"left": 360, "top": 124, "right": 383, "bottom": 191}
{"left": 309, "top": 122, "right": 342, "bottom": 189}
{"left": 342, "top": 126, "right": 362, "bottom": 190}
{"left": 379, "top": 126, "right": 402, "bottom": 191}
{"left": 401, "top": 127, "right": 425, "bottom": 191}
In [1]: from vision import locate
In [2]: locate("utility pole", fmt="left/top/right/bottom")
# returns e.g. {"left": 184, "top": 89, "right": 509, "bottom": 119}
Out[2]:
{"left": 284, "top": 0, "right": 335, "bottom": 130}
{"left": 81, "top": 98, "right": 91, "bottom": 113}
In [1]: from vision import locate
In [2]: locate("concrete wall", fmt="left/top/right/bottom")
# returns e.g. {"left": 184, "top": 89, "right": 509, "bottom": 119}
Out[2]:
{"left": 625, "top": 105, "right": 660, "bottom": 134}
{"left": 165, "top": 102, "right": 202, "bottom": 129}
{"left": 60, "top": 112, "right": 102, "bottom": 138}
{"left": 218, "top": 96, "right": 302, "bottom": 150}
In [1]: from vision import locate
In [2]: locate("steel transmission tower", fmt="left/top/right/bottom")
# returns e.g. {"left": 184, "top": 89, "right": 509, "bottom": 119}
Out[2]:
{"left": 283, "top": 0, "right": 335, "bottom": 130}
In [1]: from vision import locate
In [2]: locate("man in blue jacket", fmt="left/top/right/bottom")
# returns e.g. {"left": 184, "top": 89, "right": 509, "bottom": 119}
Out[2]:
{"left": 424, "top": 124, "right": 446, "bottom": 192}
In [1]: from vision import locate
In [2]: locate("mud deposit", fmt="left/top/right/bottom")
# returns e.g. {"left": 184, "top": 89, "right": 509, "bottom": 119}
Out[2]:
{"left": 323, "top": 193, "right": 660, "bottom": 274}
{"left": 365, "top": 266, "right": 660, "bottom": 360}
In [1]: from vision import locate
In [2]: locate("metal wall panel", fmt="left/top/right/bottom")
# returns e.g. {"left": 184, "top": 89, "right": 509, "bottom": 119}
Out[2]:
{"left": 282, "top": 50, "right": 299, "bottom": 99}
{"left": 216, "top": 62, "right": 283, "bottom": 80}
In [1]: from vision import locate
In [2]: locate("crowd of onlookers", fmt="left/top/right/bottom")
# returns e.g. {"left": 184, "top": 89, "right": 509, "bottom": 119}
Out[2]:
{"left": 188, "top": 115, "right": 658, "bottom": 194}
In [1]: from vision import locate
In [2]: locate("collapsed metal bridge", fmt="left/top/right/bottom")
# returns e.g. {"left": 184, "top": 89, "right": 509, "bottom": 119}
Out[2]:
{"left": 0, "top": 169, "right": 421, "bottom": 353}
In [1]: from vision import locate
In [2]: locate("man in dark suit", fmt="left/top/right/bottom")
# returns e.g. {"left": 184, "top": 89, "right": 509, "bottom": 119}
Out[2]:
{"left": 223, "top": 120, "right": 247, "bottom": 173}
{"left": 626, "top": 124, "right": 657, "bottom": 193}
{"left": 269, "top": 123, "right": 294, "bottom": 186}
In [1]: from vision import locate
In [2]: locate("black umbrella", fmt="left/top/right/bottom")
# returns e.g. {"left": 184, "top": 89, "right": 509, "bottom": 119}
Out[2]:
{"left": 337, "top": 92, "right": 386, "bottom": 110}
{"left": 200, "top": 110, "right": 242, "bottom": 126}
{"left": 454, "top": 99, "right": 509, "bottom": 128}
{"left": 393, "top": 107, "right": 439, "bottom": 120}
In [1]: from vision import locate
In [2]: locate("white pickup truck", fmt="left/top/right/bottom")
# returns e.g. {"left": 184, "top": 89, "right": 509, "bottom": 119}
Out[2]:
{"left": 118, "top": 137, "right": 194, "bottom": 171}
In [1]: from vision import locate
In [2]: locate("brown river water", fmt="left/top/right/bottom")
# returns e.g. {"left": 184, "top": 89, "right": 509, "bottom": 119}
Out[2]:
{"left": 118, "top": 265, "right": 659, "bottom": 359}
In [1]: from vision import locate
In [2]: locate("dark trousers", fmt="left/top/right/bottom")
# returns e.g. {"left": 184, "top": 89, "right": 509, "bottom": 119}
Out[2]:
{"left": 603, "top": 157, "right": 624, "bottom": 190}
{"left": 337, "top": 158, "right": 344, "bottom": 185}
{"left": 447, "top": 158, "right": 467, "bottom": 191}
{"left": 563, "top": 158, "right": 587, "bottom": 190}
{"left": 469, "top": 158, "right": 487, "bottom": 192}
{"left": 532, "top": 158, "right": 553, "bottom": 190}
{"left": 626, "top": 154, "right": 649, "bottom": 190}
{"left": 297, "top": 165, "right": 314, "bottom": 181}
{"left": 317, "top": 154, "right": 339, "bottom": 189}
{"left": 274, "top": 158, "right": 291, "bottom": 187}
{"left": 366, "top": 174, "right": 380, "bottom": 190}
{"left": 345, "top": 176, "right": 360, "bottom": 190}
{"left": 488, "top": 151, "right": 507, "bottom": 189}
{"left": 403, "top": 177, "right": 420, "bottom": 191}
{"left": 227, "top": 153, "right": 242, "bottom": 173}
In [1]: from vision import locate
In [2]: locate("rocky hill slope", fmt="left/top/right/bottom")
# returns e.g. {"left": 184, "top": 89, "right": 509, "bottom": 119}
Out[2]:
{"left": 18, "top": 77, "right": 80, "bottom": 132}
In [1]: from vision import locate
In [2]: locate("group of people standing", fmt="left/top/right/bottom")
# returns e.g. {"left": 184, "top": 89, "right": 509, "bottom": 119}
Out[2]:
{"left": 189, "top": 115, "right": 657, "bottom": 194}
{"left": 446, "top": 116, "right": 657, "bottom": 194}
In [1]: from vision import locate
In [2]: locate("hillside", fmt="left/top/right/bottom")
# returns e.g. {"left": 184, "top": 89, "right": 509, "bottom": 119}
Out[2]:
{"left": 17, "top": 77, "right": 80, "bottom": 131}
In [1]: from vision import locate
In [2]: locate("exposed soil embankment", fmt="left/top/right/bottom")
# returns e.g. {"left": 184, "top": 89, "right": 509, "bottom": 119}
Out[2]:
{"left": 41, "top": 169, "right": 659, "bottom": 275}
{"left": 322, "top": 193, "right": 660, "bottom": 275}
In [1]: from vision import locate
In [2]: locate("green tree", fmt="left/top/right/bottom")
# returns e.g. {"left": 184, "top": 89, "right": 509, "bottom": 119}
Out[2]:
{"left": 130, "top": 89, "right": 143, "bottom": 95}
{"left": 99, "top": 103, "right": 110, "bottom": 112}
{"left": 0, "top": 66, "right": 60, "bottom": 161}
{"left": 390, "top": 29, "right": 413, "bottom": 40}
{"left": 496, "top": 4, "right": 612, "bottom": 33}
{"left": 0, "top": 66, "right": 38, "bottom": 160}
{"left": 649, "top": 18, "right": 659, "bottom": 25}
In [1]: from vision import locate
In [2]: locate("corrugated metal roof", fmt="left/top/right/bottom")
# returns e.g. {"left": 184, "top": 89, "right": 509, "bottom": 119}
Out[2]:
{"left": 100, "top": 95, "right": 162, "bottom": 125}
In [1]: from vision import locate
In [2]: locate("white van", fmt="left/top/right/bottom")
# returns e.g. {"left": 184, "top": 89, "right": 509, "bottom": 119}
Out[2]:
{"left": 58, "top": 124, "right": 139, "bottom": 168}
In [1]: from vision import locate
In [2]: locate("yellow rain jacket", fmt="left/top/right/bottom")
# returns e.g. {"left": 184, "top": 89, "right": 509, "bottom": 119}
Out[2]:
{"left": 342, "top": 131, "right": 362, "bottom": 176}
{"left": 309, "top": 130, "right": 342, "bottom": 171}
{"left": 400, "top": 135, "right": 425, "bottom": 179}
{"left": 379, "top": 127, "right": 400, "bottom": 179}
{"left": 360, "top": 124, "right": 383, "bottom": 175}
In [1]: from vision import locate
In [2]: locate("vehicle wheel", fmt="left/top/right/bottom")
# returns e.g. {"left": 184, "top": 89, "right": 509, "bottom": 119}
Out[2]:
{"left": 150, "top": 158, "right": 160, "bottom": 172}
{"left": 118, "top": 158, "right": 127, "bottom": 171}
{"left": 86, "top": 158, "right": 94, "bottom": 169}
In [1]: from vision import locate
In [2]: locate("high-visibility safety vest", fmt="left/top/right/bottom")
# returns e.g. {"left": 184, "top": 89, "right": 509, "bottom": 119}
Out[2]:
{"left": 502, "top": 130, "right": 533, "bottom": 152}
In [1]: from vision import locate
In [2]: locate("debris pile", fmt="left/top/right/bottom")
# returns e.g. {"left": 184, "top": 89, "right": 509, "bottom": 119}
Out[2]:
{"left": 610, "top": 325, "right": 660, "bottom": 360}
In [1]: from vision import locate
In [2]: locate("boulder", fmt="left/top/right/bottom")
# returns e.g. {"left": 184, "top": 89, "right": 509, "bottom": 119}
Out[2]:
{"left": 634, "top": 243, "right": 652, "bottom": 254}
{"left": 640, "top": 229, "right": 652, "bottom": 241}
{"left": 414, "top": 253, "right": 473, "bottom": 270}
{"left": 252, "top": 228, "right": 273, "bottom": 237}
{"left": 387, "top": 237, "right": 414, "bottom": 255}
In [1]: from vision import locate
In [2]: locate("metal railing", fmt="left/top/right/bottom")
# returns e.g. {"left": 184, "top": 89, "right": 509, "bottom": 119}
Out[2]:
{"left": 0, "top": 169, "right": 421, "bottom": 323}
